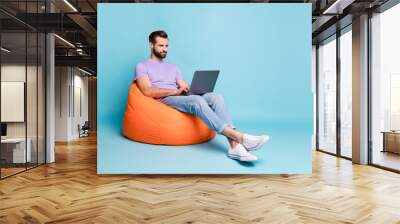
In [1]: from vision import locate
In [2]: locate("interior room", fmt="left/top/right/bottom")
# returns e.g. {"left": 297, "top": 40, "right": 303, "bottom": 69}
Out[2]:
{"left": 1, "top": 0, "right": 400, "bottom": 223}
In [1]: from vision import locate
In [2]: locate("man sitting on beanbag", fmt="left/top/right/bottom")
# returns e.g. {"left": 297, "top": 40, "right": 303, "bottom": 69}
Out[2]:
{"left": 134, "top": 30, "right": 270, "bottom": 162}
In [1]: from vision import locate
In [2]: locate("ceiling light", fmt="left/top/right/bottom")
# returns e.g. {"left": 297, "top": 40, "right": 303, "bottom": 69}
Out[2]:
{"left": 1, "top": 47, "right": 11, "bottom": 53}
{"left": 322, "top": 0, "right": 354, "bottom": 15}
{"left": 54, "top": 34, "right": 75, "bottom": 48}
{"left": 63, "top": 0, "right": 78, "bottom": 12}
{"left": 78, "top": 67, "right": 93, "bottom": 76}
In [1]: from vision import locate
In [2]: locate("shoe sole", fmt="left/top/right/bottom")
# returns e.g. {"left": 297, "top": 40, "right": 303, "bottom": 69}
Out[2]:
{"left": 247, "top": 136, "right": 270, "bottom": 151}
{"left": 228, "top": 154, "right": 257, "bottom": 162}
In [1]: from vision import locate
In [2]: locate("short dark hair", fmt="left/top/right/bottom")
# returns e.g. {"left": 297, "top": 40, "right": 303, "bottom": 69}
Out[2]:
{"left": 149, "top": 30, "right": 168, "bottom": 44}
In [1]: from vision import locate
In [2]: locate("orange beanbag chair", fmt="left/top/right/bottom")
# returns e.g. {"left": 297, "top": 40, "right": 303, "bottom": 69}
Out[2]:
{"left": 122, "top": 83, "right": 216, "bottom": 145}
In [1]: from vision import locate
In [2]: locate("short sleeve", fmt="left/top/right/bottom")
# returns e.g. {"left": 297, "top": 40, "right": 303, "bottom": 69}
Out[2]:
{"left": 135, "top": 63, "right": 148, "bottom": 80}
{"left": 175, "top": 66, "right": 183, "bottom": 81}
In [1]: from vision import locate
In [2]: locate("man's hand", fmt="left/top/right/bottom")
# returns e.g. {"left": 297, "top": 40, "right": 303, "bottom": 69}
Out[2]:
{"left": 180, "top": 86, "right": 189, "bottom": 94}
{"left": 177, "top": 79, "right": 190, "bottom": 93}
{"left": 173, "top": 86, "right": 188, "bottom": 96}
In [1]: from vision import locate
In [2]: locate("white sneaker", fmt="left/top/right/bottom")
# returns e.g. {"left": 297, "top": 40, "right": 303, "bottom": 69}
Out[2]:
{"left": 228, "top": 144, "right": 258, "bottom": 162}
{"left": 242, "top": 134, "right": 270, "bottom": 151}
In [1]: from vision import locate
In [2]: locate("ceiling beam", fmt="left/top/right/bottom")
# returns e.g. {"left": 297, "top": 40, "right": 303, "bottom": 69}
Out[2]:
{"left": 55, "top": 55, "right": 96, "bottom": 71}
{"left": 67, "top": 13, "right": 97, "bottom": 40}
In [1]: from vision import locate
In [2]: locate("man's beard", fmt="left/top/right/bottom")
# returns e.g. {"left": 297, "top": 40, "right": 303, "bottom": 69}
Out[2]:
{"left": 153, "top": 49, "right": 167, "bottom": 59}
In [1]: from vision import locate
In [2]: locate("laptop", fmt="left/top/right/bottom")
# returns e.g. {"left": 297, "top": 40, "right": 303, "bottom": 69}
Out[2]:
{"left": 1, "top": 123, "right": 7, "bottom": 140}
{"left": 182, "top": 70, "right": 220, "bottom": 95}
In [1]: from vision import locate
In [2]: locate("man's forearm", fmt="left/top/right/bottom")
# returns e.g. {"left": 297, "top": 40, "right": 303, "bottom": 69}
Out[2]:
{"left": 144, "top": 87, "right": 178, "bottom": 98}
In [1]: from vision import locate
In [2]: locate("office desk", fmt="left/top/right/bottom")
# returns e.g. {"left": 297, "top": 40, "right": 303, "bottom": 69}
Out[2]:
{"left": 1, "top": 138, "right": 31, "bottom": 163}
{"left": 381, "top": 131, "right": 400, "bottom": 154}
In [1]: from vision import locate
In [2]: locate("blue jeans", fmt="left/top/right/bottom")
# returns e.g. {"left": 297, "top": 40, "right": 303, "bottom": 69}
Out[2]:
{"left": 159, "top": 93, "right": 235, "bottom": 134}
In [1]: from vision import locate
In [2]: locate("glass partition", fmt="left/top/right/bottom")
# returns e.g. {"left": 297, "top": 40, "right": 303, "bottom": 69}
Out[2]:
{"left": 317, "top": 35, "right": 337, "bottom": 154}
{"left": 371, "top": 3, "right": 400, "bottom": 171}
{"left": 0, "top": 1, "right": 46, "bottom": 179}
{"left": 339, "top": 28, "right": 352, "bottom": 158}
{"left": 1, "top": 30, "right": 28, "bottom": 177}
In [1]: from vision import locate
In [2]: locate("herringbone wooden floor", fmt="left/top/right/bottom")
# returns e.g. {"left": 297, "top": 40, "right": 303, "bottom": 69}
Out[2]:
{"left": 1, "top": 135, "right": 400, "bottom": 224}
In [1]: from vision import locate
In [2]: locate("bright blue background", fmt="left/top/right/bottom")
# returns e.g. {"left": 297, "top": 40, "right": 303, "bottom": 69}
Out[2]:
{"left": 97, "top": 3, "right": 313, "bottom": 174}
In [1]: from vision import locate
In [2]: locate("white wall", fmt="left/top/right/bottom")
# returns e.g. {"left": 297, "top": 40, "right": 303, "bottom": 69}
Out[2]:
{"left": 71, "top": 72, "right": 89, "bottom": 139}
{"left": 55, "top": 66, "right": 69, "bottom": 141}
{"left": 1, "top": 65, "right": 42, "bottom": 138}
{"left": 1, "top": 63, "right": 46, "bottom": 164}
{"left": 55, "top": 67, "right": 89, "bottom": 141}
{"left": 1, "top": 65, "right": 27, "bottom": 140}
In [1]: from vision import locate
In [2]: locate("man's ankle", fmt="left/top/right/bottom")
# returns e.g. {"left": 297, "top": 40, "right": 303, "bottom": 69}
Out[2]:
{"left": 236, "top": 132, "right": 244, "bottom": 144}
{"left": 231, "top": 141, "right": 239, "bottom": 148}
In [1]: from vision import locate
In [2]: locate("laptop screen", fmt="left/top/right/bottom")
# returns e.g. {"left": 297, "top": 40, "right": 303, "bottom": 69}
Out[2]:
{"left": 1, "top": 123, "right": 7, "bottom": 137}
{"left": 190, "top": 70, "right": 219, "bottom": 94}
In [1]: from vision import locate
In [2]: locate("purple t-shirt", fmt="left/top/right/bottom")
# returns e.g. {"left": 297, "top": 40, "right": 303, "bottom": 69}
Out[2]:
{"left": 135, "top": 59, "right": 183, "bottom": 90}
